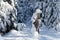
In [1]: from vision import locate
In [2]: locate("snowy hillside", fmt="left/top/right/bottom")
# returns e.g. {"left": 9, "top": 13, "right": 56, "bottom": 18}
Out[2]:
{"left": 1, "top": 27, "right": 60, "bottom": 40}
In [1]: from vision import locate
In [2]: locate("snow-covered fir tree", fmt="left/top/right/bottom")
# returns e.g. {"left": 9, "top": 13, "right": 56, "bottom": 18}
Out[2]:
{"left": 0, "top": 0, "right": 17, "bottom": 35}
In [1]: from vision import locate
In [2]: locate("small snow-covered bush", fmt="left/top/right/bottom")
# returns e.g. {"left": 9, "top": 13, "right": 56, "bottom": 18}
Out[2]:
{"left": 17, "top": 23, "right": 26, "bottom": 31}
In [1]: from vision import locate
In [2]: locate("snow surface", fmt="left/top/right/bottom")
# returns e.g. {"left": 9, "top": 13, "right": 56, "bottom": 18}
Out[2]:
{"left": 0, "top": 26, "right": 60, "bottom": 40}
{"left": 0, "top": 23, "right": 60, "bottom": 40}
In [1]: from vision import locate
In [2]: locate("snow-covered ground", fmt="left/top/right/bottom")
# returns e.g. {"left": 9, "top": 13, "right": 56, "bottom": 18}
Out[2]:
{"left": 0, "top": 25, "right": 60, "bottom": 40}
{"left": 40, "top": 29, "right": 59, "bottom": 40}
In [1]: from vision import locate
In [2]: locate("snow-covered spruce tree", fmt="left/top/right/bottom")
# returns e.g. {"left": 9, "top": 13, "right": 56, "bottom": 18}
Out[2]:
{"left": 39, "top": 0, "right": 59, "bottom": 30}
{"left": 0, "top": 0, "right": 17, "bottom": 35}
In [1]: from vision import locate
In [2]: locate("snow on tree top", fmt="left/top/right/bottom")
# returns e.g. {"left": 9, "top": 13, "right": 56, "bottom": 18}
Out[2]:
{"left": 35, "top": 9, "right": 42, "bottom": 14}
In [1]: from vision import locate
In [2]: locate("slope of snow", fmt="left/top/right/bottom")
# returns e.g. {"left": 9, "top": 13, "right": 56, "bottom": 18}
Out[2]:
{"left": 0, "top": 24, "right": 60, "bottom": 40}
